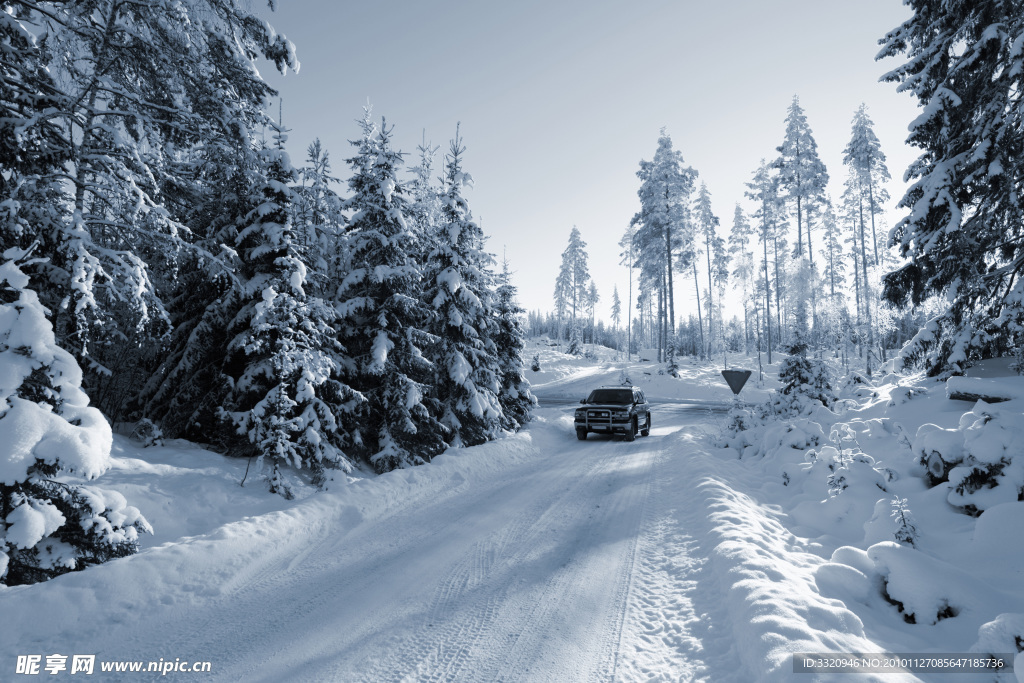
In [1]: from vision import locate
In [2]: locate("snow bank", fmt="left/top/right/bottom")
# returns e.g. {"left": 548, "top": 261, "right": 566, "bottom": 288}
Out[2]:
{"left": 658, "top": 426, "right": 911, "bottom": 682}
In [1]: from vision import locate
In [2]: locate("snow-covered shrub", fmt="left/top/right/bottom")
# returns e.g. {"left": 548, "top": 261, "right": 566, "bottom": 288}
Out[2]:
{"left": 0, "top": 253, "right": 150, "bottom": 585}
{"left": 774, "top": 339, "right": 836, "bottom": 416}
{"left": 868, "top": 542, "right": 972, "bottom": 625}
{"left": 530, "top": 354, "right": 541, "bottom": 372}
{"left": 890, "top": 497, "right": 917, "bottom": 547}
{"left": 972, "top": 613, "right": 1024, "bottom": 667}
{"left": 666, "top": 345, "right": 679, "bottom": 378}
{"left": 130, "top": 418, "right": 163, "bottom": 448}
{"left": 887, "top": 384, "right": 929, "bottom": 407}
{"left": 565, "top": 327, "right": 582, "bottom": 356}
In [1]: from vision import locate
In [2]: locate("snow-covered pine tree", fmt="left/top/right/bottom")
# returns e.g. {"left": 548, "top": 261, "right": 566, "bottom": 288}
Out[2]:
{"left": 0, "top": 249, "right": 150, "bottom": 586}
{"left": 694, "top": 183, "right": 727, "bottom": 357}
{"left": 586, "top": 281, "right": 599, "bottom": 344}
{"left": 841, "top": 105, "right": 891, "bottom": 374}
{"left": 336, "top": 114, "right": 446, "bottom": 472}
{"left": 554, "top": 226, "right": 591, "bottom": 336}
{"left": 632, "top": 130, "right": 698, "bottom": 360}
{"left": 220, "top": 123, "right": 358, "bottom": 496}
{"left": 746, "top": 160, "right": 786, "bottom": 363}
{"left": 493, "top": 257, "right": 536, "bottom": 431}
{"left": 879, "top": 3, "right": 1024, "bottom": 374}
{"left": 842, "top": 104, "right": 891, "bottom": 268}
{"left": 819, "top": 196, "right": 847, "bottom": 298}
{"left": 293, "top": 139, "right": 344, "bottom": 295}
{"left": 774, "top": 96, "right": 829, "bottom": 262}
{"left": 775, "top": 298, "right": 835, "bottom": 415}
{"left": 618, "top": 223, "right": 637, "bottom": 358}
{"left": 422, "top": 128, "right": 504, "bottom": 447}
{"left": 729, "top": 204, "right": 755, "bottom": 354}
{"left": 610, "top": 285, "right": 622, "bottom": 342}
{"left": 2, "top": 0, "right": 298, "bottom": 406}
{"left": 408, "top": 132, "right": 442, "bottom": 248}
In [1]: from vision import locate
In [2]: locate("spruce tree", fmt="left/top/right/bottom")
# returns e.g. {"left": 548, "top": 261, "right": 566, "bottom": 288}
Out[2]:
{"left": 556, "top": 227, "right": 591, "bottom": 324}
{"left": 336, "top": 114, "right": 446, "bottom": 471}
{"left": 0, "top": 251, "right": 150, "bottom": 586}
{"left": 220, "top": 123, "right": 358, "bottom": 496}
{"left": 493, "top": 258, "right": 536, "bottom": 430}
{"left": 694, "top": 183, "right": 727, "bottom": 357}
{"left": 842, "top": 104, "right": 890, "bottom": 267}
{"left": 878, "top": 2, "right": 1024, "bottom": 373}
{"left": 422, "top": 129, "right": 503, "bottom": 447}
{"left": 730, "top": 204, "right": 755, "bottom": 354}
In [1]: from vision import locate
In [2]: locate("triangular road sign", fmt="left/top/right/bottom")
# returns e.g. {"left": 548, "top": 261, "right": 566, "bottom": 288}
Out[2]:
{"left": 721, "top": 369, "right": 752, "bottom": 395}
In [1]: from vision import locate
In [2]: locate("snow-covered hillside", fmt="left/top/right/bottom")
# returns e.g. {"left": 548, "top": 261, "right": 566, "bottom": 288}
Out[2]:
{"left": 2, "top": 343, "right": 1023, "bottom": 682}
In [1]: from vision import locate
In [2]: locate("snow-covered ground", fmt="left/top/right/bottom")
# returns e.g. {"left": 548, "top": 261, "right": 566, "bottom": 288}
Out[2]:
{"left": 2, "top": 340, "right": 1023, "bottom": 681}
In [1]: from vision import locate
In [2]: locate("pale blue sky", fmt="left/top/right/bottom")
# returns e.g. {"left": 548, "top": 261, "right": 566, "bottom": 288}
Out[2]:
{"left": 261, "top": 0, "right": 917, "bottom": 322}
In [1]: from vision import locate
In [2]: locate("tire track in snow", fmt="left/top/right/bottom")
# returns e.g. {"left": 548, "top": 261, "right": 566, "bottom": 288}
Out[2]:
{"left": 480, "top": 440, "right": 660, "bottom": 682}
{"left": 373, "top": 438, "right": 630, "bottom": 683}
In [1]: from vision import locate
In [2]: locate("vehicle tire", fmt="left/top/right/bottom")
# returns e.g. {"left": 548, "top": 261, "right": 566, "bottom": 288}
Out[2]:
{"left": 624, "top": 418, "right": 636, "bottom": 442}
{"left": 576, "top": 428, "right": 588, "bottom": 441}
{"left": 641, "top": 413, "right": 651, "bottom": 437}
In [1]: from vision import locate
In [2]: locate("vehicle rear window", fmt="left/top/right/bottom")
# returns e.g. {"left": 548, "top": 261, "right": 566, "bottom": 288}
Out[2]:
{"left": 587, "top": 389, "right": 633, "bottom": 404}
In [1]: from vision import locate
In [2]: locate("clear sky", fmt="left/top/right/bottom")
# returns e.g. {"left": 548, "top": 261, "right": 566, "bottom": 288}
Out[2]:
{"left": 259, "top": 0, "right": 919, "bottom": 323}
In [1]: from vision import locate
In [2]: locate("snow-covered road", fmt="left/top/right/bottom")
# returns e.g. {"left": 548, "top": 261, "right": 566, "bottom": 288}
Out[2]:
{"left": 204, "top": 403, "right": 717, "bottom": 682}
{"left": 1, "top": 401, "right": 743, "bottom": 682}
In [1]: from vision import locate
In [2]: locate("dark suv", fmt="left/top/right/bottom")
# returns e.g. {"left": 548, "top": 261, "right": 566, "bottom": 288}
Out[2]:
{"left": 574, "top": 386, "right": 651, "bottom": 441}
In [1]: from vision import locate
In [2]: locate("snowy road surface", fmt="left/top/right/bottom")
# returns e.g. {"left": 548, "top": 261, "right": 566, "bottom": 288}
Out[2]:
{"left": 3, "top": 401, "right": 755, "bottom": 682}
{"left": 207, "top": 402, "right": 724, "bottom": 681}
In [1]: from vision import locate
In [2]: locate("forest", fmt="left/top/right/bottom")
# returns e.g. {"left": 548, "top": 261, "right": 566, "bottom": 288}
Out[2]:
{"left": 0, "top": 0, "right": 533, "bottom": 585}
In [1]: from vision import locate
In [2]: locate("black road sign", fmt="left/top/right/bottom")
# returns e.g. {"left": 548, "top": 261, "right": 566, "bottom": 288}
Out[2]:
{"left": 721, "top": 369, "right": 752, "bottom": 395}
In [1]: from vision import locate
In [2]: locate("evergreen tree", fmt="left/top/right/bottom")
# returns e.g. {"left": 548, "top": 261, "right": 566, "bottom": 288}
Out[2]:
{"left": 493, "top": 257, "right": 536, "bottom": 430}
{"left": 774, "top": 96, "right": 829, "bottom": 262}
{"left": 729, "top": 204, "right": 755, "bottom": 354}
{"left": 694, "top": 183, "right": 727, "bottom": 357}
{"left": 220, "top": 123, "right": 358, "bottom": 496}
{"left": 618, "top": 223, "right": 637, "bottom": 358}
{"left": 407, "top": 131, "right": 442, "bottom": 265}
{"left": 632, "top": 130, "right": 698, "bottom": 358}
{"left": 819, "top": 196, "right": 846, "bottom": 297}
{"left": 336, "top": 114, "right": 446, "bottom": 471}
{"left": 422, "top": 128, "right": 503, "bottom": 447}
{"left": 842, "top": 104, "right": 891, "bottom": 267}
{"left": 746, "top": 160, "right": 786, "bottom": 363}
{"left": 878, "top": 2, "right": 1024, "bottom": 374}
{"left": 586, "top": 280, "right": 599, "bottom": 343}
{"left": 610, "top": 285, "right": 622, "bottom": 340}
{"left": 293, "top": 139, "right": 344, "bottom": 293}
{"left": 0, "top": 250, "right": 150, "bottom": 586}
{"left": 554, "top": 226, "right": 591, "bottom": 331}
{"left": 2, "top": 0, "right": 296, "bottom": 373}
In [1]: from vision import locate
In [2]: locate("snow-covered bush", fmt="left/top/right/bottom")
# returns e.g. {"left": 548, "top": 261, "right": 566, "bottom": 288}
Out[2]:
{"left": 531, "top": 354, "right": 541, "bottom": 372}
{"left": 565, "top": 326, "right": 582, "bottom": 356}
{"left": 0, "top": 252, "right": 150, "bottom": 585}
{"left": 774, "top": 339, "right": 836, "bottom": 416}
{"left": 890, "top": 497, "right": 918, "bottom": 547}
{"left": 130, "top": 418, "right": 164, "bottom": 448}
